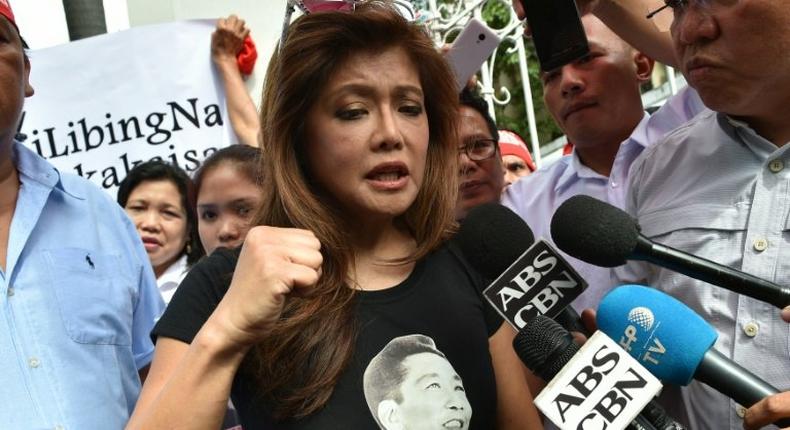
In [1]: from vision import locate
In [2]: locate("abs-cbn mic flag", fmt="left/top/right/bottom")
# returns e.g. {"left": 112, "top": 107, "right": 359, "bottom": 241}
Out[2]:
{"left": 534, "top": 331, "right": 663, "bottom": 430}
{"left": 483, "top": 239, "right": 587, "bottom": 329}
{"left": 18, "top": 20, "right": 238, "bottom": 197}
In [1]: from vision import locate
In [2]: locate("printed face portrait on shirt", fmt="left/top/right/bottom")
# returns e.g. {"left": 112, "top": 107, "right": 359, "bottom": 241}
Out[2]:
{"left": 364, "top": 334, "right": 472, "bottom": 430}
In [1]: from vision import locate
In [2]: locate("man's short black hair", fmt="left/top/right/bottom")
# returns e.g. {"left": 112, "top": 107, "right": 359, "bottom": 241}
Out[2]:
{"left": 459, "top": 88, "right": 499, "bottom": 142}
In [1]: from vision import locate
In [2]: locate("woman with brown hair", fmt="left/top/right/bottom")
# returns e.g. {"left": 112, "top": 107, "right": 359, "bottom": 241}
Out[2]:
{"left": 127, "top": 2, "right": 542, "bottom": 429}
{"left": 193, "top": 144, "right": 263, "bottom": 255}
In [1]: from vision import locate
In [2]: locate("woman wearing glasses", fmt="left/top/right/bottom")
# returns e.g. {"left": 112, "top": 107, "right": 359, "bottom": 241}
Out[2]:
{"left": 127, "top": 3, "right": 542, "bottom": 429}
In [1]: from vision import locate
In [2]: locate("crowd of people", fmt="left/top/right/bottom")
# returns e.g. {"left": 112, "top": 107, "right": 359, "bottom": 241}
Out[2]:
{"left": 1, "top": 0, "right": 789, "bottom": 429}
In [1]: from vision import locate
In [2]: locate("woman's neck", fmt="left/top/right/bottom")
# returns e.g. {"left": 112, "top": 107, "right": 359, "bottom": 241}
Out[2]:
{"left": 154, "top": 254, "right": 184, "bottom": 279}
{"left": 347, "top": 219, "right": 417, "bottom": 292}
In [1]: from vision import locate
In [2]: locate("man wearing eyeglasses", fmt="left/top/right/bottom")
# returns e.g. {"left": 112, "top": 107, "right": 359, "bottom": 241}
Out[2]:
{"left": 617, "top": 1, "right": 790, "bottom": 429}
{"left": 454, "top": 88, "right": 506, "bottom": 221}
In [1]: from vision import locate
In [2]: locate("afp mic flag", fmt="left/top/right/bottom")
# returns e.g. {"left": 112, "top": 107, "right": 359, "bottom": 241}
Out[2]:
{"left": 596, "top": 285, "right": 790, "bottom": 428}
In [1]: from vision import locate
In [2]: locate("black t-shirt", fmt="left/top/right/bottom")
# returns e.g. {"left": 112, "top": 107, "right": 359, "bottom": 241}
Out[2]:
{"left": 152, "top": 242, "right": 504, "bottom": 429}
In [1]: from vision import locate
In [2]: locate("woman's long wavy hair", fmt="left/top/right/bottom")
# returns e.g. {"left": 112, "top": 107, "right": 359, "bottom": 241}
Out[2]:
{"left": 247, "top": 1, "right": 460, "bottom": 420}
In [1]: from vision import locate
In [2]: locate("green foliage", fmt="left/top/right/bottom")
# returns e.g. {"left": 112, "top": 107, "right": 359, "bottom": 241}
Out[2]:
{"left": 429, "top": 0, "right": 564, "bottom": 149}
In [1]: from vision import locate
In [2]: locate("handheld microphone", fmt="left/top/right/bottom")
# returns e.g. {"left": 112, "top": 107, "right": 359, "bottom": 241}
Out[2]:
{"left": 457, "top": 204, "right": 685, "bottom": 430}
{"left": 457, "top": 203, "right": 587, "bottom": 331}
{"left": 513, "top": 316, "right": 674, "bottom": 430}
{"left": 596, "top": 285, "right": 790, "bottom": 428}
{"left": 550, "top": 195, "right": 790, "bottom": 310}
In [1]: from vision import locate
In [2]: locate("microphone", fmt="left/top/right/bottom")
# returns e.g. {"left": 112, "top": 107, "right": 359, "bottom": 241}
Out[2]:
{"left": 513, "top": 316, "right": 675, "bottom": 430}
{"left": 456, "top": 202, "right": 535, "bottom": 280}
{"left": 456, "top": 203, "right": 587, "bottom": 331}
{"left": 457, "top": 204, "right": 685, "bottom": 430}
{"left": 596, "top": 285, "right": 790, "bottom": 428}
{"left": 550, "top": 195, "right": 790, "bottom": 310}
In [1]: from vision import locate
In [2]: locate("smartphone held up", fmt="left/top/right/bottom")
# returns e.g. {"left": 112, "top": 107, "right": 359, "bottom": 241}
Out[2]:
{"left": 445, "top": 18, "right": 502, "bottom": 92}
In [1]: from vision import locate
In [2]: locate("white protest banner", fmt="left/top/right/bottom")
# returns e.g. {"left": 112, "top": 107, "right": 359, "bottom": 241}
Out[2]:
{"left": 19, "top": 19, "right": 237, "bottom": 196}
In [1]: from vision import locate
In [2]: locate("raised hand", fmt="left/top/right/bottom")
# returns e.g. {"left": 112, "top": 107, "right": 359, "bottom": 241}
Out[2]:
{"left": 211, "top": 15, "right": 250, "bottom": 66}
{"left": 208, "top": 226, "right": 323, "bottom": 351}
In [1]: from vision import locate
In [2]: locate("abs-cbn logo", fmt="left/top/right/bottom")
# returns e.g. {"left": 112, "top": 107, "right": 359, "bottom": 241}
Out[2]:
{"left": 619, "top": 306, "right": 666, "bottom": 366}
{"left": 534, "top": 332, "right": 663, "bottom": 430}
{"left": 483, "top": 239, "right": 587, "bottom": 329}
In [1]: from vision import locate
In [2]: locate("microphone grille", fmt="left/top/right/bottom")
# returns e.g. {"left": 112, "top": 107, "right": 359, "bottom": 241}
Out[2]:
{"left": 456, "top": 203, "right": 535, "bottom": 279}
{"left": 513, "top": 315, "right": 579, "bottom": 381}
{"left": 551, "top": 195, "right": 640, "bottom": 267}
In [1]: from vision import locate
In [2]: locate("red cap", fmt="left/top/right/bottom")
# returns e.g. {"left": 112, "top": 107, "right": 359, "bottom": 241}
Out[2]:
{"left": 0, "top": 0, "right": 17, "bottom": 29}
{"left": 498, "top": 130, "right": 536, "bottom": 172}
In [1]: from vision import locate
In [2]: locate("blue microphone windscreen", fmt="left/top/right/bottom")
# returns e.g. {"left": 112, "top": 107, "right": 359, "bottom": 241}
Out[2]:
{"left": 596, "top": 285, "right": 718, "bottom": 385}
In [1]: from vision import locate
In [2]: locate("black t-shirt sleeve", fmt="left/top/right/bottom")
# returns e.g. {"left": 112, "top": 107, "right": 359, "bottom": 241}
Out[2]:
{"left": 446, "top": 241, "right": 505, "bottom": 337}
{"left": 151, "top": 248, "right": 240, "bottom": 344}
{"left": 478, "top": 280, "right": 506, "bottom": 337}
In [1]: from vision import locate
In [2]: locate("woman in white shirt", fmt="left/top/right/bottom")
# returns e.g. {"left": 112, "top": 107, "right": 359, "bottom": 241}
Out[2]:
{"left": 117, "top": 160, "right": 204, "bottom": 303}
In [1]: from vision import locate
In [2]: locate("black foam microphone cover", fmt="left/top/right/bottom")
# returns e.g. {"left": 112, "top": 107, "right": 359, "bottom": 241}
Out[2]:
{"left": 513, "top": 315, "right": 578, "bottom": 381}
{"left": 457, "top": 203, "right": 535, "bottom": 280}
{"left": 551, "top": 195, "right": 640, "bottom": 267}
{"left": 515, "top": 317, "right": 684, "bottom": 430}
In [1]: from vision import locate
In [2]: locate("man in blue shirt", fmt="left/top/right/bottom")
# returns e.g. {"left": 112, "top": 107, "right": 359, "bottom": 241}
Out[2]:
{"left": 0, "top": 4, "right": 165, "bottom": 428}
